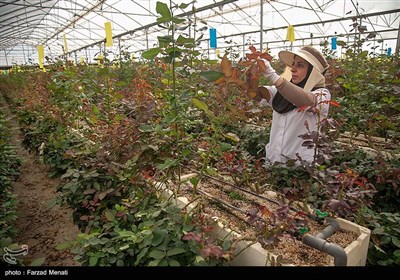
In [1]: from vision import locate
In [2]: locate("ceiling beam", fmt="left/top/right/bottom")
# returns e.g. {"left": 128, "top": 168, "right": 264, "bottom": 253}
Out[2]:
{"left": 44, "top": 0, "right": 106, "bottom": 43}
{"left": 63, "top": 0, "right": 238, "bottom": 55}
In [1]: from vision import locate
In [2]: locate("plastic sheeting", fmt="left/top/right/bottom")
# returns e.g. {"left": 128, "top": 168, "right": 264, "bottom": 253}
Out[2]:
{"left": 0, "top": 0, "right": 399, "bottom": 67}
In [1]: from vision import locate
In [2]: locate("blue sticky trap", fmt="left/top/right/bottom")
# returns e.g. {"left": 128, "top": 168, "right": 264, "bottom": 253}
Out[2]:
{"left": 331, "top": 37, "right": 337, "bottom": 50}
{"left": 210, "top": 28, "right": 217, "bottom": 48}
{"left": 387, "top": 47, "right": 392, "bottom": 56}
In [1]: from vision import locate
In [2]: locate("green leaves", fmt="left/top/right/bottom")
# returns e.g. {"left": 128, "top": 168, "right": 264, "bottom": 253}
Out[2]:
{"left": 363, "top": 210, "right": 400, "bottom": 266}
{"left": 156, "top": 158, "right": 179, "bottom": 171}
{"left": 105, "top": 211, "right": 115, "bottom": 222}
{"left": 66, "top": 188, "right": 230, "bottom": 267}
{"left": 0, "top": 112, "right": 21, "bottom": 240}
{"left": 176, "top": 35, "right": 195, "bottom": 47}
{"left": 142, "top": 48, "right": 161, "bottom": 60}
{"left": 156, "top": 2, "right": 171, "bottom": 20}
{"left": 156, "top": 1, "right": 185, "bottom": 24}
{"left": 192, "top": 98, "right": 215, "bottom": 120}
{"left": 199, "top": 70, "right": 224, "bottom": 82}
{"left": 91, "top": 104, "right": 100, "bottom": 115}
{"left": 158, "top": 35, "right": 174, "bottom": 47}
{"left": 167, "top": 247, "right": 186, "bottom": 256}
{"left": 148, "top": 249, "right": 166, "bottom": 259}
{"left": 223, "top": 132, "right": 240, "bottom": 143}
{"left": 152, "top": 229, "right": 166, "bottom": 246}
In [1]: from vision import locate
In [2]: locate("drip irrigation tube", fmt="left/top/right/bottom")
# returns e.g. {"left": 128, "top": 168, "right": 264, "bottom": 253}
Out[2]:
{"left": 196, "top": 188, "right": 267, "bottom": 225}
{"left": 186, "top": 167, "right": 321, "bottom": 221}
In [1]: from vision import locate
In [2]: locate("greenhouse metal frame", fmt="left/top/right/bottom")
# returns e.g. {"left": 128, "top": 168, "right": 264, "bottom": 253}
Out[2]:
{"left": 0, "top": 0, "right": 399, "bottom": 68}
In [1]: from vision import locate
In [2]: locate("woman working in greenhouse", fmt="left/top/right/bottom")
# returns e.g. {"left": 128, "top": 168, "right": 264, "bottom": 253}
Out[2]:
{"left": 251, "top": 46, "right": 330, "bottom": 164}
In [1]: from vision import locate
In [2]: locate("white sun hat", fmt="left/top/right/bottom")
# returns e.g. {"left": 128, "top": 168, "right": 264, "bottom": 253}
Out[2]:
{"left": 278, "top": 46, "right": 329, "bottom": 92}
{"left": 279, "top": 46, "right": 329, "bottom": 73}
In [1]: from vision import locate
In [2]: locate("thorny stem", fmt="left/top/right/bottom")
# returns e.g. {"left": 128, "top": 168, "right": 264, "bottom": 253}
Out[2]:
{"left": 168, "top": 0, "right": 182, "bottom": 195}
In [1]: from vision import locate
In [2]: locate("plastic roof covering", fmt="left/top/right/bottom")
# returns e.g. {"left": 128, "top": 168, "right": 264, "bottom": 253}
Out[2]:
{"left": 0, "top": 0, "right": 399, "bottom": 67}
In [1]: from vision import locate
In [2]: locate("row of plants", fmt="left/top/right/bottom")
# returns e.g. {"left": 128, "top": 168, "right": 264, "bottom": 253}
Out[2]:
{"left": 0, "top": 64, "right": 234, "bottom": 266}
{"left": 0, "top": 1, "right": 399, "bottom": 266}
{"left": 0, "top": 96, "right": 22, "bottom": 264}
{"left": 326, "top": 49, "right": 400, "bottom": 142}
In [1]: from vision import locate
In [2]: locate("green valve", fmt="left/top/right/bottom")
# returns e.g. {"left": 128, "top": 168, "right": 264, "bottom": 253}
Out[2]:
{"left": 299, "top": 227, "right": 309, "bottom": 235}
{"left": 316, "top": 209, "right": 329, "bottom": 218}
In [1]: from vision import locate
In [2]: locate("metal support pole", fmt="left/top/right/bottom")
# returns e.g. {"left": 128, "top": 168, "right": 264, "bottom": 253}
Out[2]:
{"left": 145, "top": 28, "right": 149, "bottom": 50}
{"left": 395, "top": 20, "right": 400, "bottom": 58}
{"left": 243, "top": 34, "right": 245, "bottom": 58}
{"left": 260, "top": 0, "right": 263, "bottom": 51}
{"left": 21, "top": 44, "right": 26, "bottom": 64}
{"left": 4, "top": 50, "right": 8, "bottom": 66}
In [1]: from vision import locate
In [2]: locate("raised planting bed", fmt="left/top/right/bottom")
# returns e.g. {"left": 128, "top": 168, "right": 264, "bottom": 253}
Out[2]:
{"left": 336, "top": 131, "right": 399, "bottom": 160}
{"left": 155, "top": 173, "right": 371, "bottom": 266}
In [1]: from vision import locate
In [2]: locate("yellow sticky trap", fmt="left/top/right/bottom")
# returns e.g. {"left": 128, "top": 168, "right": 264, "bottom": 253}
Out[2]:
{"left": 105, "top": 21, "right": 113, "bottom": 47}
{"left": 63, "top": 33, "right": 68, "bottom": 54}
{"left": 80, "top": 57, "right": 85, "bottom": 65}
{"left": 286, "top": 25, "right": 295, "bottom": 42}
{"left": 37, "top": 45, "right": 44, "bottom": 68}
{"left": 215, "top": 49, "right": 220, "bottom": 56}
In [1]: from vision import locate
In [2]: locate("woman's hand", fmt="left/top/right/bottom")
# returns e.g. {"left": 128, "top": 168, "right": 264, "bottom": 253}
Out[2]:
{"left": 259, "top": 58, "right": 280, "bottom": 84}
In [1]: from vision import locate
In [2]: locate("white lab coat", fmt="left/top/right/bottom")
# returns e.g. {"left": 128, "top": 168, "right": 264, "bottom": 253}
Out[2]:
{"left": 261, "top": 86, "right": 331, "bottom": 164}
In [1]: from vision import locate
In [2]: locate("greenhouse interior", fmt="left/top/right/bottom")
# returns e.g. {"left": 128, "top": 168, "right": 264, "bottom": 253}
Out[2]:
{"left": 0, "top": 0, "right": 399, "bottom": 269}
